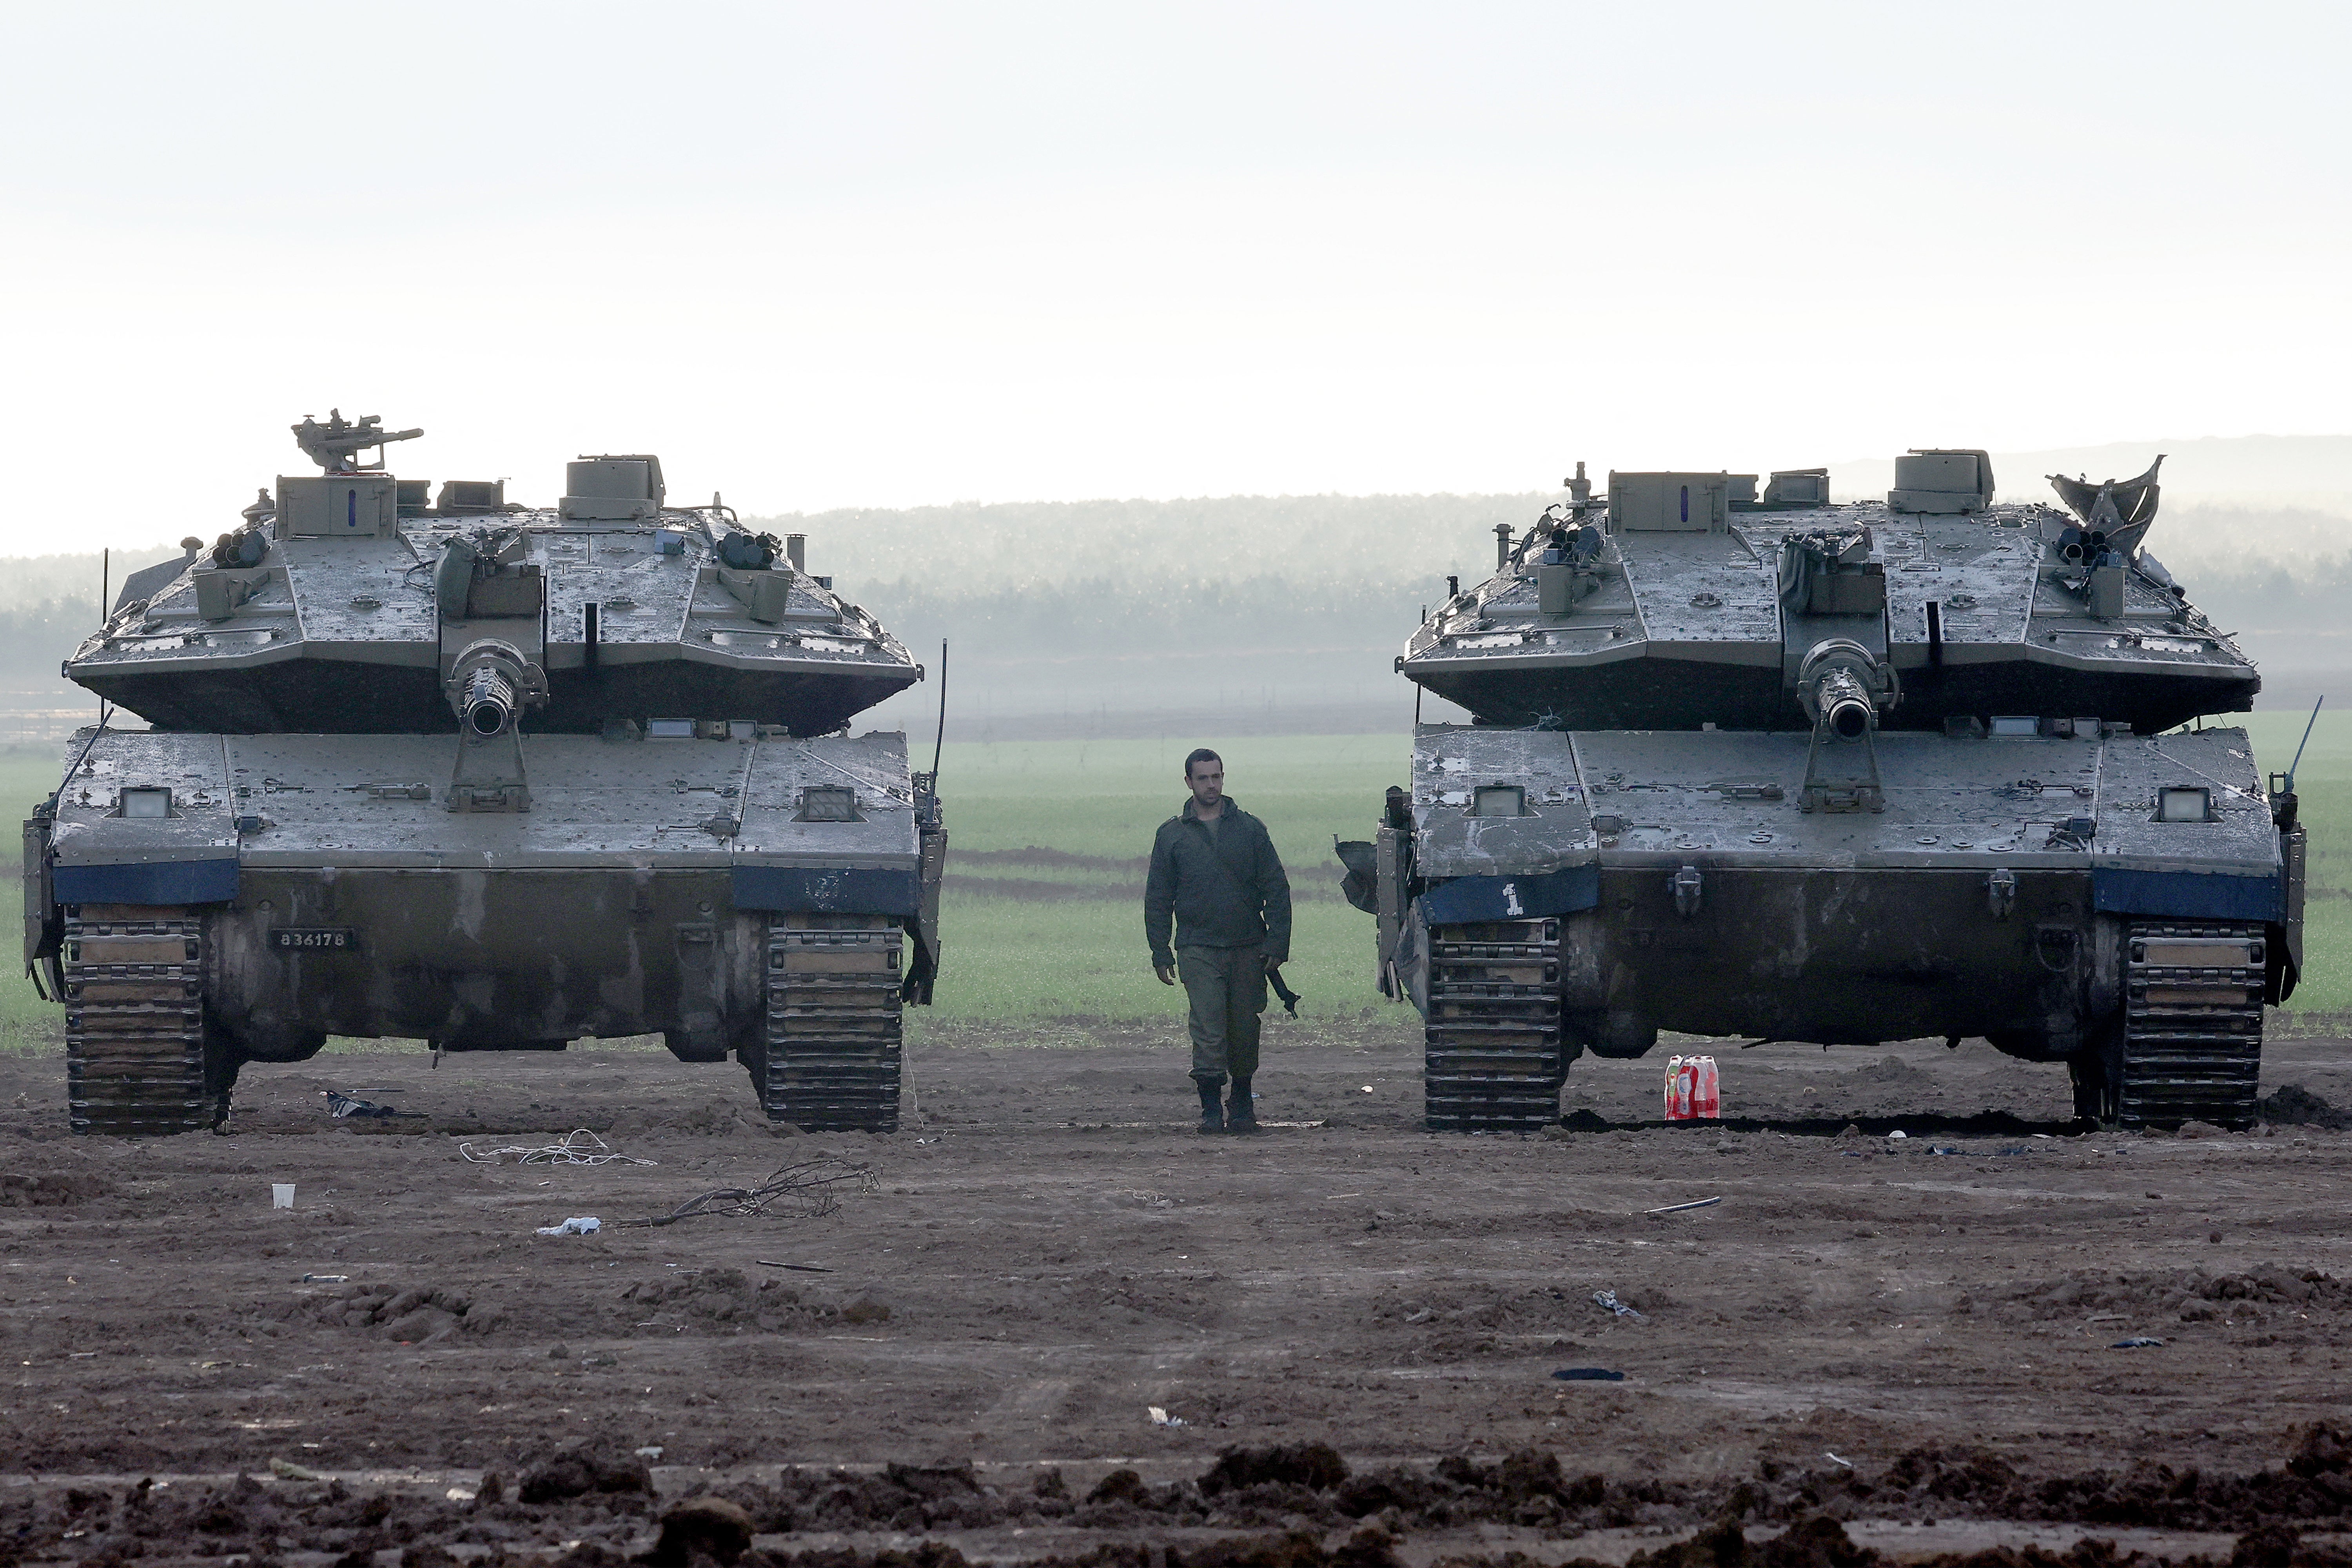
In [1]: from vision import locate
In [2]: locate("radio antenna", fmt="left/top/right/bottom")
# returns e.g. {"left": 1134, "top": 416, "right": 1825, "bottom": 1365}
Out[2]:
{"left": 930, "top": 640, "right": 949, "bottom": 782}
{"left": 2286, "top": 694, "right": 2326, "bottom": 794}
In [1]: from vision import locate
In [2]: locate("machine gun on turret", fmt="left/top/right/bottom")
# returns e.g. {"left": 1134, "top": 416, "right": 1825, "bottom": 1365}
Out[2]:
{"left": 293, "top": 409, "right": 423, "bottom": 473}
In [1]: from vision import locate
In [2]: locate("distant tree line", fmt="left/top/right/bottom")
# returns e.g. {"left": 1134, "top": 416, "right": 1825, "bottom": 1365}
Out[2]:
{"left": 0, "top": 597, "right": 97, "bottom": 696}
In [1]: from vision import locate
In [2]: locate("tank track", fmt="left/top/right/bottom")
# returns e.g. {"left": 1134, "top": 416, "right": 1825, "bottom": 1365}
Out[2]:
{"left": 1423, "top": 916, "right": 1565, "bottom": 1132}
{"left": 759, "top": 914, "right": 904, "bottom": 1132}
{"left": 2118, "top": 920, "right": 2267, "bottom": 1130}
{"left": 63, "top": 907, "right": 214, "bottom": 1136}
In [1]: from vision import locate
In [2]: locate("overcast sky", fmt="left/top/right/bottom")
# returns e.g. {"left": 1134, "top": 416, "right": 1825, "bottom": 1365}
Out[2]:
{"left": 3, "top": 2, "right": 2346, "bottom": 546}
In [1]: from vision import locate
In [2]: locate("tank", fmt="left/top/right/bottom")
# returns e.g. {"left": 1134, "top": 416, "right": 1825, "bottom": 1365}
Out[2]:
{"left": 24, "top": 414, "right": 946, "bottom": 1136}
{"left": 1339, "top": 451, "right": 2307, "bottom": 1132}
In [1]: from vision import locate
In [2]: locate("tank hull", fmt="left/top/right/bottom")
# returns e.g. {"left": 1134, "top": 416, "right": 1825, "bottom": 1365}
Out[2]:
{"left": 1346, "top": 723, "right": 2301, "bottom": 1131}
{"left": 204, "top": 867, "right": 766, "bottom": 1055}
{"left": 1555, "top": 866, "right": 2112, "bottom": 1051}
{"left": 27, "top": 727, "right": 945, "bottom": 1134}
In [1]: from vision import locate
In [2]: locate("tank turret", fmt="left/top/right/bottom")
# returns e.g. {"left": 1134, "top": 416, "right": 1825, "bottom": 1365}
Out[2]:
{"left": 66, "top": 420, "right": 920, "bottom": 738}
{"left": 1399, "top": 450, "right": 2256, "bottom": 735}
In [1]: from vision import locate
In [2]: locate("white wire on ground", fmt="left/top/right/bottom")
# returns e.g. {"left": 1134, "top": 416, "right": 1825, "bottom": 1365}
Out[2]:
{"left": 457, "top": 1129, "right": 656, "bottom": 1167}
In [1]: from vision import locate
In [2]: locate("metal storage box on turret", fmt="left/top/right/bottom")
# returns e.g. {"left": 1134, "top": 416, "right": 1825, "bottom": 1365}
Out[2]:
{"left": 25, "top": 414, "right": 947, "bottom": 1136}
{"left": 1339, "top": 451, "right": 2307, "bottom": 1132}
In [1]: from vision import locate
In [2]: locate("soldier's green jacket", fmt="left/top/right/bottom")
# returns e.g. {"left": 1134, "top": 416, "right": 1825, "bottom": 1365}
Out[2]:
{"left": 1145, "top": 797, "right": 1292, "bottom": 969}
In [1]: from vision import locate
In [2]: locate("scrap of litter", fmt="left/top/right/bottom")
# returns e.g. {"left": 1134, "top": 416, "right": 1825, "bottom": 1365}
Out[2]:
{"left": 459, "top": 1129, "right": 656, "bottom": 1167}
{"left": 618, "top": 1158, "right": 877, "bottom": 1228}
{"left": 1646, "top": 1196, "right": 1722, "bottom": 1215}
{"left": 324, "top": 1089, "right": 422, "bottom": 1120}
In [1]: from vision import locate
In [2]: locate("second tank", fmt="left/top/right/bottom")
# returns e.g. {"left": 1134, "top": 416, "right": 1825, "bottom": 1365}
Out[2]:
{"left": 1341, "top": 450, "right": 2305, "bottom": 1132}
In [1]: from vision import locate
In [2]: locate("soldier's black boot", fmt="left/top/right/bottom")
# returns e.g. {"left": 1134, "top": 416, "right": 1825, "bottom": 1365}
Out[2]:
{"left": 1195, "top": 1079, "right": 1225, "bottom": 1134}
{"left": 1227, "top": 1076, "right": 1258, "bottom": 1133}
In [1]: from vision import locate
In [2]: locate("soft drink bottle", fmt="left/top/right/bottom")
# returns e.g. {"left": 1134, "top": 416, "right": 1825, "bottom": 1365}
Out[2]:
{"left": 1694, "top": 1056, "right": 1720, "bottom": 1118}
{"left": 1663, "top": 1055, "right": 1685, "bottom": 1119}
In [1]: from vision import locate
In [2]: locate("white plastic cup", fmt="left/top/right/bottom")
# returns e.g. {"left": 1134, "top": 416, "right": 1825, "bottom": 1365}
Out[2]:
{"left": 272, "top": 1183, "right": 295, "bottom": 1209}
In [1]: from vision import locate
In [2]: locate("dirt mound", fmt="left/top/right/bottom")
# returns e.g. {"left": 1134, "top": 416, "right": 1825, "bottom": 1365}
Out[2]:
{"left": 755, "top": 1528, "right": 1403, "bottom": 1568}
{"left": 1965, "top": 1267, "right": 2348, "bottom": 1325}
{"left": 517, "top": 1447, "right": 653, "bottom": 1503}
{"left": 0, "top": 1169, "right": 111, "bottom": 1205}
{"left": 676, "top": 1448, "right": 1630, "bottom": 1537}
{"left": 1624, "top": 1516, "right": 1878, "bottom": 1568}
{"left": 2223, "top": 1522, "right": 2352, "bottom": 1568}
{"left": 2292, "top": 1422, "right": 2352, "bottom": 1479}
{"left": 646, "top": 1495, "right": 757, "bottom": 1565}
{"left": 738, "top": 1461, "right": 1018, "bottom": 1533}
{"left": 10, "top": 1444, "right": 2352, "bottom": 1564}
{"left": 267, "top": 1282, "right": 491, "bottom": 1344}
{"left": 1331, "top": 1451, "right": 1612, "bottom": 1528}
{"left": 266, "top": 1270, "right": 896, "bottom": 1350}
{"left": 0, "top": 1473, "right": 484, "bottom": 1561}
{"left": 2260, "top": 1085, "right": 2352, "bottom": 1130}
{"left": 621, "top": 1269, "right": 892, "bottom": 1334}
{"left": 1875, "top": 1437, "right": 2352, "bottom": 1530}
{"left": 1202, "top": 1445, "right": 1351, "bottom": 1496}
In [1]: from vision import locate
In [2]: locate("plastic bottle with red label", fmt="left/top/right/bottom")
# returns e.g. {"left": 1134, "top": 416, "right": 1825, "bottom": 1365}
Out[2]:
{"left": 1662, "top": 1054, "right": 1720, "bottom": 1121}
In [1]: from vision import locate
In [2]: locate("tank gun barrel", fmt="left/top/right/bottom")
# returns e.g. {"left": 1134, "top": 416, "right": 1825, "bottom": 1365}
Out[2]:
{"left": 1794, "top": 637, "right": 1895, "bottom": 731}
{"left": 1813, "top": 665, "right": 1875, "bottom": 740}
{"left": 461, "top": 663, "right": 517, "bottom": 737}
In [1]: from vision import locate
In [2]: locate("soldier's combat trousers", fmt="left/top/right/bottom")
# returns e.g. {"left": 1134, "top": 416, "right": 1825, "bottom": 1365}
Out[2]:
{"left": 1178, "top": 944, "right": 1265, "bottom": 1086}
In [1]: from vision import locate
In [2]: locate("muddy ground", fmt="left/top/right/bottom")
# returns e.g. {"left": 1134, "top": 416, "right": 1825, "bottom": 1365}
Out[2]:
{"left": 5, "top": 1018, "right": 2352, "bottom": 1566}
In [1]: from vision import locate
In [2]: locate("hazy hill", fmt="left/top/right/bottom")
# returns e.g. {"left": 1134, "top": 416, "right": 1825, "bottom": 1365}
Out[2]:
{"left": 1833, "top": 434, "right": 2352, "bottom": 514}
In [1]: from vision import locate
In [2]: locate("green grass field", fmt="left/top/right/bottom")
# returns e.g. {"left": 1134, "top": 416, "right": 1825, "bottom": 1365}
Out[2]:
{"left": 920, "top": 732, "right": 1405, "bottom": 1029}
{"left": 0, "top": 706, "right": 2343, "bottom": 1052}
{"left": 924, "top": 709, "right": 2352, "bottom": 1027}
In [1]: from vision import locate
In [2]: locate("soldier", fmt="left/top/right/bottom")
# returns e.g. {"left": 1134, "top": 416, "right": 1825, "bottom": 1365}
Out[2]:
{"left": 1145, "top": 748, "right": 1292, "bottom": 1134}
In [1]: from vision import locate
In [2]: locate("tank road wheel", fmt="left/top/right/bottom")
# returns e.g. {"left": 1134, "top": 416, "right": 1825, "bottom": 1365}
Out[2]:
{"left": 2116, "top": 921, "right": 2267, "bottom": 1130}
{"left": 759, "top": 914, "right": 904, "bottom": 1132}
{"left": 62, "top": 907, "right": 216, "bottom": 1136}
{"left": 1423, "top": 916, "right": 1566, "bottom": 1132}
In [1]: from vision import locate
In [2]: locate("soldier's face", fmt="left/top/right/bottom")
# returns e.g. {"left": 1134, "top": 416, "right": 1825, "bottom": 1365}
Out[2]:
{"left": 1188, "top": 760, "right": 1223, "bottom": 810}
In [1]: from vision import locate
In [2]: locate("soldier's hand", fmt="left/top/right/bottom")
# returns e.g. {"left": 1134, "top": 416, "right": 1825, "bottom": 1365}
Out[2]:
{"left": 1155, "top": 964, "right": 1177, "bottom": 986}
